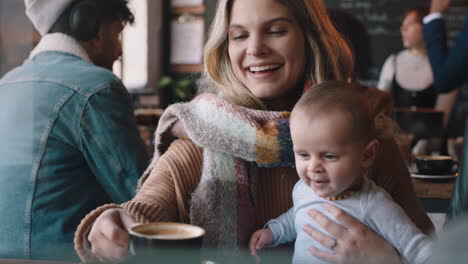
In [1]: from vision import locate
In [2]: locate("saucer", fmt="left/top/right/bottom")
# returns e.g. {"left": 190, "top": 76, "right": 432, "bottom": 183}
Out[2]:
{"left": 411, "top": 172, "right": 458, "bottom": 179}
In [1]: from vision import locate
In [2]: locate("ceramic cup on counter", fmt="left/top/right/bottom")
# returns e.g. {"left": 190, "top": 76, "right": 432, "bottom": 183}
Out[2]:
{"left": 128, "top": 222, "right": 205, "bottom": 264}
{"left": 414, "top": 155, "right": 459, "bottom": 175}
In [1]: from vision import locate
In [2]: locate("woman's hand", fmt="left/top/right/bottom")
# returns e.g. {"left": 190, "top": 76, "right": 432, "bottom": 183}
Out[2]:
{"left": 170, "top": 121, "right": 188, "bottom": 139}
{"left": 304, "top": 204, "right": 401, "bottom": 264}
{"left": 249, "top": 228, "right": 274, "bottom": 263}
{"left": 87, "top": 208, "right": 138, "bottom": 263}
{"left": 430, "top": 0, "right": 451, "bottom": 13}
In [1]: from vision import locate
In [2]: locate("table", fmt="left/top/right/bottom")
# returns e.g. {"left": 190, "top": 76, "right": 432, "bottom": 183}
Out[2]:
{"left": 0, "top": 259, "right": 75, "bottom": 264}
{"left": 412, "top": 178, "right": 456, "bottom": 213}
{"left": 0, "top": 180, "right": 450, "bottom": 264}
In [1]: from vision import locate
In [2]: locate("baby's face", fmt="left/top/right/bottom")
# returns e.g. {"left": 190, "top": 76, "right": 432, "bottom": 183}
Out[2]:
{"left": 291, "top": 111, "right": 366, "bottom": 198}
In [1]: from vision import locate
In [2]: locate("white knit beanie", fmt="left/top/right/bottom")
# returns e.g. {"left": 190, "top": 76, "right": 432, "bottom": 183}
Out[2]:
{"left": 24, "top": 0, "right": 76, "bottom": 36}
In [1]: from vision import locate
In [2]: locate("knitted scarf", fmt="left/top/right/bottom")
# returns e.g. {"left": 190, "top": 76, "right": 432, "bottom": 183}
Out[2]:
{"left": 139, "top": 93, "right": 294, "bottom": 248}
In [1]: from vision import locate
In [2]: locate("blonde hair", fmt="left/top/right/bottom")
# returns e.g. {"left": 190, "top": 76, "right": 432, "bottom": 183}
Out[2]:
{"left": 202, "top": 0, "right": 354, "bottom": 109}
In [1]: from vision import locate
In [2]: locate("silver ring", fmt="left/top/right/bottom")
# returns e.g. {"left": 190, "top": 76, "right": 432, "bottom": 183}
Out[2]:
{"left": 329, "top": 238, "right": 337, "bottom": 250}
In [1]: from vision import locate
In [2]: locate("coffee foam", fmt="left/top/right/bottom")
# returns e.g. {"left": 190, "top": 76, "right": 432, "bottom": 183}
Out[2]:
{"left": 131, "top": 223, "right": 205, "bottom": 240}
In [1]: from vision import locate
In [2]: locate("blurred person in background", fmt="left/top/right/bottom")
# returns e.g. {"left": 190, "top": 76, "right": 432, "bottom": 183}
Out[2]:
{"left": 423, "top": 0, "right": 468, "bottom": 138}
{"left": 378, "top": 7, "right": 437, "bottom": 109}
{"left": 423, "top": 0, "right": 468, "bottom": 94}
{"left": 0, "top": 0, "right": 149, "bottom": 261}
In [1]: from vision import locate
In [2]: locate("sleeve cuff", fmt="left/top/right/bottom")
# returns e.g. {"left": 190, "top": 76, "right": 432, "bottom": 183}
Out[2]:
{"left": 74, "top": 204, "right": 123, "bottom": 263}
{"left": 423, "top": 13, "right": 442, "bottom": 24}
{"left": 265, "top": 220, "right": 284, "bottom": 247}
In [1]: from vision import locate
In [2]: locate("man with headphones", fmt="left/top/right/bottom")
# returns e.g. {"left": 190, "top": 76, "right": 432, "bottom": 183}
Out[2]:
{"left": 0, "top": 0, "right": 149, "bottom": 261}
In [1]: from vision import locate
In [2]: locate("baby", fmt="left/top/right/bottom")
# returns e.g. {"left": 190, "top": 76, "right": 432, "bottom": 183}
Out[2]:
{"left": 249, "top": 81, "right": 432, "bottom": 264}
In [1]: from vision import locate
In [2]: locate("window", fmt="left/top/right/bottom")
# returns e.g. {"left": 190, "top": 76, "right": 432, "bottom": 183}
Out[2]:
{"left": 114, "top": 0, "right": 163, "bottom": 91}
{"left": 114, "top": 0, "right": 148, "bottom": 90}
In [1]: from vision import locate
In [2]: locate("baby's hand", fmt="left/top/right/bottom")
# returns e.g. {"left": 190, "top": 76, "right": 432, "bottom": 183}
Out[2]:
{"left": 249, "top": 228, "right": 274, "bottom": 262}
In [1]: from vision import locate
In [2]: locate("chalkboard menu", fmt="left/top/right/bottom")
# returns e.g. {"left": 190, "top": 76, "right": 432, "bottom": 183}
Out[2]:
{"left": 324, "top": 0, "right": 468, "bottom": 83}
{"left": 445, "top": 0, "right": 468, "bottom": 44}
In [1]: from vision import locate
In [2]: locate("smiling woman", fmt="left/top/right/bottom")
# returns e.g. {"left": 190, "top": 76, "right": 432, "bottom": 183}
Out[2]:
{"left": 227, "top": 0, "right": 306, "bottom": 101}
{"left": 74, "top": 0, "right": 432, "bottom": 263}
{"left": 202, "top": 0, "right": 353, "bottom": 109}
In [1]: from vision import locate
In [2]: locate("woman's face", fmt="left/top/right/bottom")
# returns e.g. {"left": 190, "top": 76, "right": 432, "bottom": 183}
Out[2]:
{"left": 400, "top": 12, "right": 424, "bottom": 50}
{"left": 227, "top": 0, "right": 306, "bottom": 100}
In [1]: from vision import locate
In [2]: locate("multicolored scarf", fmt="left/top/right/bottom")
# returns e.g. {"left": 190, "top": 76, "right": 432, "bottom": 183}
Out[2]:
{"left": 139, "top": 93, "right": 294, "bottom": 248}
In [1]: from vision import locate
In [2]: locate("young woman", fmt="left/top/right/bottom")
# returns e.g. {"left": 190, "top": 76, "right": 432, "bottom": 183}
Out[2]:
{"left": 377, "top": 7, "right": 437, "bottom": 108}
{"left": 74, "top": 0, "right": 433, "bottom": 263}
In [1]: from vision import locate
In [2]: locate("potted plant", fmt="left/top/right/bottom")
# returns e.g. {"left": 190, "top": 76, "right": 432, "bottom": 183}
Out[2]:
{"left": 159, "top": 76, "right": 195, "bottom": 106}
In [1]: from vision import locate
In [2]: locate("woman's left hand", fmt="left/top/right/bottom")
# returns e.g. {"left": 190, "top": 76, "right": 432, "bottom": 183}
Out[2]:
{"left": 303, "top": 203, "right": 402, "bottom": 264}
{"left": 170, "top": 121, "right": 188, "bottom": 139}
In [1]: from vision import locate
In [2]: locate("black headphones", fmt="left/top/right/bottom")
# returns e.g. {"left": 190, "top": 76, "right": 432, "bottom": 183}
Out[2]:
{"left": 69, "top": 0, "right": 100, "bottom": 41}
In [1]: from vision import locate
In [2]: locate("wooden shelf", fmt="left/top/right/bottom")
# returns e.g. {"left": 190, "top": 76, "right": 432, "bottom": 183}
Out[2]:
{"left": 171, "top": 5, "right": 205, "bottom": 15}
{"left": 171, "top": 64, "right": 203, "bottom": 73}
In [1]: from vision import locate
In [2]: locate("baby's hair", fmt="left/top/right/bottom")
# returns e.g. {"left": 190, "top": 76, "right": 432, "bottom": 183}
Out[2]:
{"left": 291, "top": 81, "right": 375, "bottom": 143}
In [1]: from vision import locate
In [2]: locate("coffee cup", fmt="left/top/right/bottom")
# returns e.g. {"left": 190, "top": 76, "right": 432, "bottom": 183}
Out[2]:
{"left": 128, "top": 222, "right": 205, "bottom": 264}
{"left": 414, "top": 155, "right": 458, "bottom": 175}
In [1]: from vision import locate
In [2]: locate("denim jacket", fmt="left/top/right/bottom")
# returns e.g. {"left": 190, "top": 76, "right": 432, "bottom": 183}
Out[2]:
{"left": 0, "top": 34, "right": 149, "bottom": 261}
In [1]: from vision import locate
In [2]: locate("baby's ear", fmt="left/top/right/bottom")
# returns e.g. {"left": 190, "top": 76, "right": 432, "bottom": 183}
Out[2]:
{"left": 362, "top": 139, "right": 380, "bottom": 168}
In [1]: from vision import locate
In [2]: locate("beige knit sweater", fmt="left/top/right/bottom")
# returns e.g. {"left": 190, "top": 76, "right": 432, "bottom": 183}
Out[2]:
{"left": 75, "top": 87, "right": 434, "bottom": 262}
